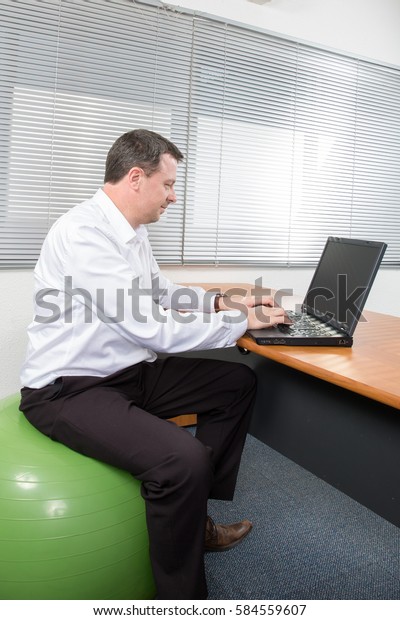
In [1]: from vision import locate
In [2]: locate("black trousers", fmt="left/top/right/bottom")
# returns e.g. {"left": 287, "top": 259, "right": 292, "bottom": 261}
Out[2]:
{"left": 20, "top": 356, "right": 257, "bottom": 600}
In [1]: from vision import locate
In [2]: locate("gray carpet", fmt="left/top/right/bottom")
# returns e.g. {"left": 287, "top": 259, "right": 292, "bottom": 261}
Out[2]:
{"left": 205, "top": 434, "right": 400, "bottom": 600}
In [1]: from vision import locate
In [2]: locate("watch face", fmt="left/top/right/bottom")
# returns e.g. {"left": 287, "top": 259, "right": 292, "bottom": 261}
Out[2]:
{"left": 214, "top": 293, "right": 226, "bottom": 312}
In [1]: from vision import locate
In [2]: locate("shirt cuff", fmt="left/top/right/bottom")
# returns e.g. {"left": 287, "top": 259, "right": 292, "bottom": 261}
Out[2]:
{"left": 217, "top": 310, "right": 248, "bottom": 346}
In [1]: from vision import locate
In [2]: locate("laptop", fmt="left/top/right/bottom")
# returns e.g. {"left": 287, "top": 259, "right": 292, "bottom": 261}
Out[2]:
{"left": 247, "top": 236, "right": 387, "bottom": 347}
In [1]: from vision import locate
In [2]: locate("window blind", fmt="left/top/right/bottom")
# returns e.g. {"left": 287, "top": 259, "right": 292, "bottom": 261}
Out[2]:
{"left": 0, "top": 0, "right": 399, "bottom": 268}
{"left": 0, "top": 0, "right": 191, "bottom": 266}
{"left": 184, "top": 18, "right": 400, "bottom": 266}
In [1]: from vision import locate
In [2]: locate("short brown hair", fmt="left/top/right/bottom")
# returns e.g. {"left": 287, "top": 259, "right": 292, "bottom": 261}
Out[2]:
{"left": 104, "top": 129, "right": 184, "bottom": 183}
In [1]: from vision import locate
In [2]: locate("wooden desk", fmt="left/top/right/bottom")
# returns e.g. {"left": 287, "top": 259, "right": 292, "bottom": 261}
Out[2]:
{"left": 198, "top": 282, "right": 400, "bottom": 409}
{"left": 238, "top": 310, "right": 400, "bottom": 410}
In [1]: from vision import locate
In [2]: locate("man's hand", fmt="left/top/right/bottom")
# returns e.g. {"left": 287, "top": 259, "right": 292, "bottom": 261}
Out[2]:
{"left": 245, "top": 305, "right": 286, "bottom": 329}
{"left": 217, "top": 294, "right": 287, "bottom": 329}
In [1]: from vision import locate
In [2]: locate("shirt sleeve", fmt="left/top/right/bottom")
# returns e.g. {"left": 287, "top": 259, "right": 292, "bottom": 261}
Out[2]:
{"left": 63, "top": 223, "right": 248, "bottom": 354}
{"left": 149, "top": 252, "right": 222, "bottom": 313}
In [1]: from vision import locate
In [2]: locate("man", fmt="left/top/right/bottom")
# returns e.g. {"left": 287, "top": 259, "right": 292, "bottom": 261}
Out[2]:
{"left": 20, "top": 129, "right": 286, "bottom": 600}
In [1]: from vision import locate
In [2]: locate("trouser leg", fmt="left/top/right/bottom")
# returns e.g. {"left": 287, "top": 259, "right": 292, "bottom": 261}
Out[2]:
{"left": 21, "top": 379, "right": 211, "bottom": 599}
{"left": 20, "top": 356, "right": 257, "bottom": 599}
{"left": 139, "top": 357, "right": 257, "bottom": 500}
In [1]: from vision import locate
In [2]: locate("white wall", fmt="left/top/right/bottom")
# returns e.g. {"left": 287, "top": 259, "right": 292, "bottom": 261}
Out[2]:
{"left": 167, "top": 0, "right": 400, "bottom": 67}
{"left": 1, "top": 0, "right": 400, "bottom": 399}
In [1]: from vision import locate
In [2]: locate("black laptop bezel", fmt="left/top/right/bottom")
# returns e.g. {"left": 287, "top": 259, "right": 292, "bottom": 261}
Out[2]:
{"left": 302, "top": 237, "right": 387, "bottom": 337}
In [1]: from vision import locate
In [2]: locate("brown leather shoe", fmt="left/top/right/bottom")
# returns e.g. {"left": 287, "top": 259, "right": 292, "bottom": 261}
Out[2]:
{"left": 205, "top": 516, "right": 253, "bottom": 552}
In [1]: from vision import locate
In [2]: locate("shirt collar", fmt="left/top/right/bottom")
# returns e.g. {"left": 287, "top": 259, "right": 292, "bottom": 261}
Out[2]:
{"left": 94, "top": 188, "right": 148, "bottom": 244}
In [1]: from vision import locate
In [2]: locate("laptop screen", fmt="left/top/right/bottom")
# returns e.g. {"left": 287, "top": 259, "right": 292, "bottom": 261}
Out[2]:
{"left": 303, "top": 237, "right": 387, "bottom": 335}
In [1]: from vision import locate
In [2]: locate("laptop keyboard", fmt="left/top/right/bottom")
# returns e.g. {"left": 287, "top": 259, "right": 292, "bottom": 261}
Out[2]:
{"left": 279, "top": 310, "right": 343, "bottom": 337}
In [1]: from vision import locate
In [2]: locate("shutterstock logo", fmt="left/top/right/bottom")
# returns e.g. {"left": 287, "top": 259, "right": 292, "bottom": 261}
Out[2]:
{"left": 33, "top": 276, "right": 367, "bottom": 326}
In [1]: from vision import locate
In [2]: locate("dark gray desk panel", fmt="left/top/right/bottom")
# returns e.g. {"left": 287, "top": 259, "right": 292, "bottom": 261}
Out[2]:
{"left": 178, "top": 347, "right": 400, "bottom": 528}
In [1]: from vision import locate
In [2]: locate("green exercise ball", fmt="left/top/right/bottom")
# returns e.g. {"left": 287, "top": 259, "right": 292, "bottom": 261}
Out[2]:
{"left": 0, "top": 394, "right": 156, "bottom": 600}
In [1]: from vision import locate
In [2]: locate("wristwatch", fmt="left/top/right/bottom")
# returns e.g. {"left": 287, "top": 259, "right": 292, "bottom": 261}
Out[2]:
{"left": 214, "top": 293, "right": 227, "bottom": 312}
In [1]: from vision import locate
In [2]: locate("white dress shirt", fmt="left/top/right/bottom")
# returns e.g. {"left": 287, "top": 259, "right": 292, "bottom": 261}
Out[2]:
{"left": 20, "top": 189, "right": 248, "bottom": 388}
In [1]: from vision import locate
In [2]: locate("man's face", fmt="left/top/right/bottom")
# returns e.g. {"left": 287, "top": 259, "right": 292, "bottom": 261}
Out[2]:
{"left": 138, "top": 153, "right": 177, "bottom": 225}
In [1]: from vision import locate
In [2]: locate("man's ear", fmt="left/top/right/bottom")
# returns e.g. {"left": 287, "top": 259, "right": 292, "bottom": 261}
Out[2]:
{"left": 127, "top": 166, "right": 144, "bottom": 190}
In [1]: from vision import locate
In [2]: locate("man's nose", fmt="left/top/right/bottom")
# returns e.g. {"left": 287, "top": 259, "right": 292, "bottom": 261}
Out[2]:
{"left": 168, "top": 188, "right": 177, "bottom": 203}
